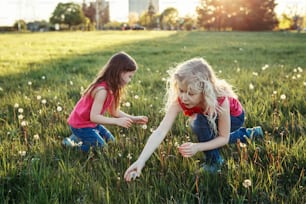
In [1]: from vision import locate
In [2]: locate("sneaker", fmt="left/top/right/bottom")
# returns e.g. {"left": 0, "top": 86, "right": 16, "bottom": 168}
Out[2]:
{"left": 246, "top": 126, "right": 264, "bottom": 139}
{"left": 103, "top": 133, "right": 115, "bottom": 143}
{"left": 62, "top": 134, "right": 82, "bottom": 147}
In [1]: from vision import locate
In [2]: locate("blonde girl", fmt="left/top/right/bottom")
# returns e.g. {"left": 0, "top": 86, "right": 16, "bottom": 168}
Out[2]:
{"left": 125, "top": 57, "right": 262, "bottom": 180}
{"left": 64, "top": 52, "right": 148, "bottom": 152}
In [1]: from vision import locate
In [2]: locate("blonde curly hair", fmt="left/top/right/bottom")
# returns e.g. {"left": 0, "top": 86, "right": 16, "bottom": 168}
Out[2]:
{"left": 165, "top": 57, "right": 237, "bottom": 134}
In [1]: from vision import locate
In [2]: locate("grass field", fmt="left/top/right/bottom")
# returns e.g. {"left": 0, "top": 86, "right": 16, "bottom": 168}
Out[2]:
{"left": 0, "top": 31, "right": 305, "bottom": 203}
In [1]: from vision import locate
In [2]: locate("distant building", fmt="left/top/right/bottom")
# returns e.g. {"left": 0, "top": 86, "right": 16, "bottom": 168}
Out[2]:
{"left": 129, "top": 0, "right": 159, "bottom": 17}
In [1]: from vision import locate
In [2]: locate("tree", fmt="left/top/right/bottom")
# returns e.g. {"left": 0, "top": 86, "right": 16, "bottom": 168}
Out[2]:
{"left": 50, "top": 2, "right": 86, "bottom": 29}
{"left": 197, "top": 0, "right": 278, "bottom": 31}
{"left": 160, "top": 7, "right": 179, "bottom": 30}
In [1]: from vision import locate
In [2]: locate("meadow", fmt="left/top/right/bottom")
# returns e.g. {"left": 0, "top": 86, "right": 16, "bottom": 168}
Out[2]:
{"left": 0, "top": 31, "right": 305, "bottom": 203}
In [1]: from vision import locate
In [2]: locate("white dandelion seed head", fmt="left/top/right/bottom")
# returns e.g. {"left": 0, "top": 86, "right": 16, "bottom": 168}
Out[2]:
{"left": 134, "top": 95, "right": 139, "bottom": 99}
{"left": 125, "top": 102, "right": 131, "bottom": 107}
{"left": 0, "top": 87, "right": 3, "bottom": 91}
{"left": 236, "top": 68, "right": 240, "bottom": 72}
{"left": 249, "top": 83, "right": 254, "bottom": 90}
{"left": 18, "top": 108, "right": 24, "bottom": 113}
{"left": 41, "top": 99, "right": 47, "bottom": 104}
{"left": 297, "top": 67, "right": 303, "bottom": 73}
{"left": 18, "top": 150, "right": 26, "bottom": 157}
{"left": 21, "top": 120, "right": 28, "bottom": 127}
{"left": 141, "top": 124, "right": 147, "bottom": 130}
{"left": 293, "top": 68, "right": 297, "bottom": 73}
{"left": 280, "top": 94, "right": 286, "bottom": 100}
{"left": 36, "top": 95, "right": 42, "bottom": 100}
{"left": 41, "top": 76, "right": 46, "bottom": 80}
{"left": 273, "top": 91, "right": 277, "bottom": 95}
{"left": 69, "top": 81, "right": 73, "bottom": 85}
{"left": 57, "top": 106, "right": 63, "bottom": 112}
{"left": 242, "top": 179, "right": 252, "bottom": 188}
{"left": 252, "top": 72, "right": 258, "bottom": 76}
{"left": 303, "top": 82, "right": 306, "bottom": 86}
{"left": 18, "top": 114, "right": 24, "bottom": 120}
{"left": 28, "top": 81, "right": 32, "bottom": 86}
{"left": 33, "top": 134, "right": 40, "bottom": 140}
{"left": 14, "top": 103, "right": 19, "bottom": 108}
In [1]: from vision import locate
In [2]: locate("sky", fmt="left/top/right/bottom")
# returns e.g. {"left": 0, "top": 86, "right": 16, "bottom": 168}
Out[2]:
{"left": 0, "top": 0, "right": 305, "bottom": 26}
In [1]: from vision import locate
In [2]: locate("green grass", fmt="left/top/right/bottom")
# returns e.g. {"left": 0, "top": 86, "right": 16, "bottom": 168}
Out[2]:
{"left": 0, "top": 31, "right": 305, "bottom": 203}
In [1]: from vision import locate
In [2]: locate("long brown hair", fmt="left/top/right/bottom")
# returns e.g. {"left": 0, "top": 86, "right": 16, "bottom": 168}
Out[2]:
{"left": 83, "top": 51, "right": 137, "bottom": 109}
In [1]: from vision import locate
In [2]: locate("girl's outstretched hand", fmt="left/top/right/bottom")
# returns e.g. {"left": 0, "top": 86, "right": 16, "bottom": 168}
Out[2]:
{"left": 133, "top": 116, "right": 148, "bottom": 124}
{"left": 178, "top": 142, "right": 198, "bottom": 157}
{"left": 116, "top": 117, "right": 133, "bottom": 128}
{"left": 124, "top": 160, "right": 145, "bottom": 182}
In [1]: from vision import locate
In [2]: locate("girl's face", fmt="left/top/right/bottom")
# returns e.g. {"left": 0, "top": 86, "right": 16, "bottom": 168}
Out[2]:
{"left": 177, "top": 81, "right": 203, "bottom": 109}
{"left": 120, "top": 70, "right": 136, "bottom": 86}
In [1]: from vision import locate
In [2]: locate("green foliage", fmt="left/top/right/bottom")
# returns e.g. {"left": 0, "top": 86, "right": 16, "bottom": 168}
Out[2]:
{"left": 0, "top": 31, "right": 305, "bottom": 203}
{"left": 50, "top": 3, "right": 86, "bottom": 28}
{"left": 197, "top": 0, "right": 278, "bottom": 31}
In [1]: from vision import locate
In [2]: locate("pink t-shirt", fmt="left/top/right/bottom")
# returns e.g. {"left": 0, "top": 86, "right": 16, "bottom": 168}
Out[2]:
{"left": 217, "top": 96, "right": 243, "bottom": 116}
{"left": 68, "top": 81, "right": 114, "bottom": 128}
{"left": 178, "top": 96, "right": 243, "bottom": 117}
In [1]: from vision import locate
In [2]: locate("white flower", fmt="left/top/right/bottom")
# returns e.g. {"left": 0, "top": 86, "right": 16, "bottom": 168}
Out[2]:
{"left": 280, "top": 94, "right": 286, "bottom": 100}
{"left": 18, "top": 114, "right": 24, "bottom": 120}
{"left": 252, "top": 72, "right": 258, "bottom": 76}
{"left": 18, "top": 150, "right": 26, "bottom": 156}
{"left": 69, "top": 81, "right": 73, "bottom": 85}
{"left": 249, "top": 83, "right": 254, "bottom": 90}
{"left": 41, "top": 99, "right": 47, "bottom": 104}
{"left": 125, "top": 102, "right": 131, "bottom": 107}
{"left": 273, "top": 91, "right": 277, "bottom": 95}
{"left": 240, "top": 143, "right": 247, "bottom": 148}
{"left": 21, "top": 120, "right": 28, "bottom": 127}
{"left": 41, "top": 76, "right": 46, "bottom": 80}
{"left": 236, "top": 68, "right": 240, "bottom": 72}
{"left": 303, "top": 82, "right": 306, "bottom": 86}
{"left": 0, "top": 87, "right": 3, "bottom": 91}
{"left": 127, "top": 153, "right": 132, "bottom": 160}
{"left": 33, "top": 134, "right": 40, "bottom": 140}
{"left": 28, "top": 81, "right": 32, "bottom": 86}
{"left": 242, "top": 179, "right": 252, "bottom": 188}
{"left": 297, "top": 67, "right": 303, "bottom": 73}
{"left": 141, "top": 124, "right": 147, "bottom": 129}
{"left": 18, "top": 108, "right": 24, "bottom": 113}
{"left": 262, "top": 64, "right": 269, "bottom": 70}
{"left": 14, "top": 103, "right": 19, "bottom": 108}
{"left": 134, "top": 95, "right": 139, "bottom": 99}
{"left": 37, "top": 95, "right": 42, "bottom": 100}
{"left": 57, "top": 106, "right": 62, "bottom": 112}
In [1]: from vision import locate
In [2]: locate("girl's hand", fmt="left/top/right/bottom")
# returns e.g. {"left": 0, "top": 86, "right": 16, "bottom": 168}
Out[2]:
{"left": 133, "top": 116, "right": 148, "bottom": 124}
{"left": 116, "top": 117, "right": 133, "bottom": 128}
{"left": 178, "top": 142, "right": 198, "bottom": 158}
{"left": 124, "top": 160, "right": 145, "bottom": 182}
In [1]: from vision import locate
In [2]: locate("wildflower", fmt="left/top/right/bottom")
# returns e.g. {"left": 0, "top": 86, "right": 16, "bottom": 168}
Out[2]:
{"left": 41, "top": 76, "right": 46, "bottom": 80}
{"left": 18, "top": 108, "right": 24, "bottom": 113}
{"left": 28, "top": 81, "right": 32, "bottom": 86}
{"left": 14, "top": 103, "right": 19, "bottom": 108}
{"left": 273, "top": 91, "right": 277, "bottom": 95}
{"left": 134, "top": 95, "right": 139, "bottom": 99}
{"left": 57, "top": 106, "right": 63, "bottom": 112}
{"left": 236, "top": 68, "right": 240, "bottom": 72}
{"left": 33, "top": 134, "right": 40, "bottom": 140}
{"left": 0, "top": 86, "right": 3, "bottom": 91}
{"left": 242, "top": 179, "right": 252, "bottom": 188}
{"left": 249, "top": 83, "right": 254, "bottom": 90}
{"left": 141, "top": 124, "right": 147, "bottom": 129}
{"left": 21, "top": 120, "right": 28, "bottom": 127}
{"left": 303, "top": 82, "right": 306, "bottom": 86}
{"left": 69, "top": 81, "right": 73, "bottom": 85}
{"left": 118, "top": 153, "right": 122, "bottom": 157}
{"left": 41, "top": 99, "right": 47, "bottom": 104}
{"left": 18, "top": 114, "right": 24, "bottom": 120}
{"left": 37, "top": 95, "right": 42, "bottom": 100}
{"left": 297, "top": 74, "right": 301, "bottom": 78}
{"left": 240, "top": 143, "right": 247, "bottom": 148}
{"left": 127, "top": 153, "right": 132, "bottom": 160}
{"left": 280, "top": 94, "right": 286, "bottom": 100}
{"left": 125, "top": 102, "right": 131, "bottom": 107}
{"left": 18, "top": 150, "right": 26, "bottom": 156}
{"left": 262, "top": 64, "right": 269, "bottom": 70}
{"left": 297, "top": 67, "right": 303, "bottom": 72}
{"left": 252, "top": 72, "right": 258, "bottom": 76}
{"left": 293, "top": 68, "right": 297, "bottom": 73}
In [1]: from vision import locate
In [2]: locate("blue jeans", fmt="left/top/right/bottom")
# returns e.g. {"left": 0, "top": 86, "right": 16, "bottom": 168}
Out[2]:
{"left": 70, "top": 125, "right": 115, "bottom": 152}
{"left": 190, "top": 111, "right": 247, "bottom": 165}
